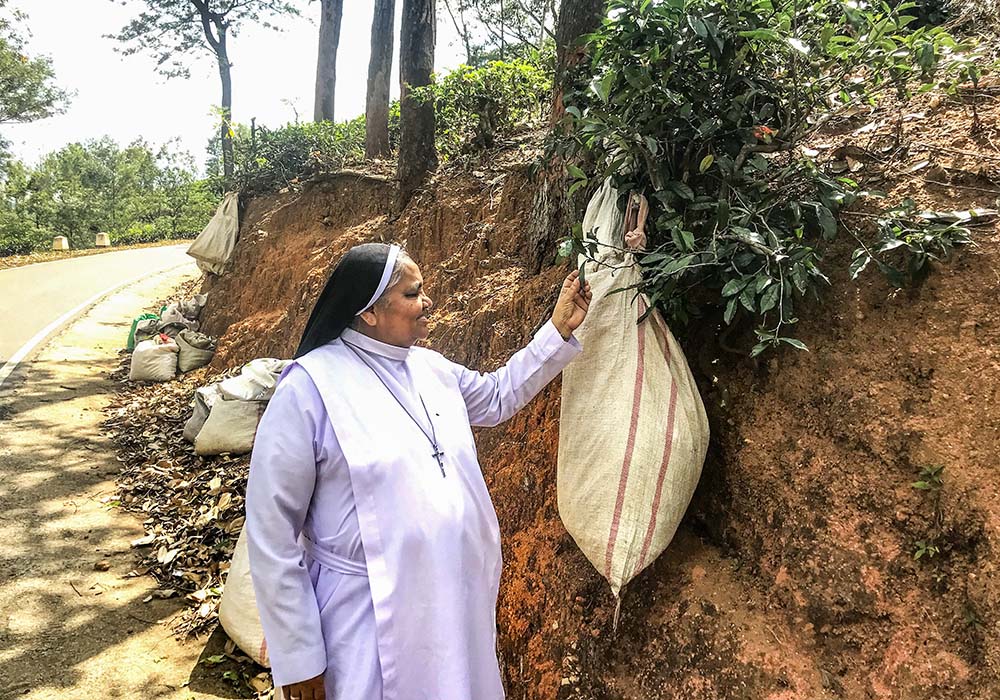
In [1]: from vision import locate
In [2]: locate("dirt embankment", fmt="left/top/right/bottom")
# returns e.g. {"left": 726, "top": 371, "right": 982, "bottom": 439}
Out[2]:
{"left": 198, "top": 95, "right": 1000, "bottom": 699}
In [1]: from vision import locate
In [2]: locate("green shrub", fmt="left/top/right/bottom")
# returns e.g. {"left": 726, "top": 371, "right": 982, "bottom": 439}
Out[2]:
{"left": 0, "top": 211, "right": 47, "bottom": 256}
{"left": 227, "top": 118, "right": 366, "bottom": 196}
{"left": 415, "top": 58, "right": 551, "bottom": 161}
{"left": 110, "top": 219, "right": 174, "bottom": 246}
{"left": 560, "top": 0, "right": 984, "bottom": 355}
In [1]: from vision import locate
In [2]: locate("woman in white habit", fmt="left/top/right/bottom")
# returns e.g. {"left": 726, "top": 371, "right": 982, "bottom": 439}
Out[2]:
{"left": 246, "top": 242, "right": 592, "bottom": 700}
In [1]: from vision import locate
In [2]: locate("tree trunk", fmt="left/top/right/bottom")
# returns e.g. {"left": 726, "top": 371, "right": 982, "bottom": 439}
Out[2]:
{"left": 365, "top": 0, "right": 395, "bottom": 158}
{"left": 524, "top": 0, "right": 604, "bottom": 273}
{"left": 314, "top": 0, "right": 344, "bottom": 122}
{"left": 552, "top": 0, "right": 604, "bottom": 123}
{"left": 397, "top": 0, "right": 437, "bottom": 205}
{"left": 219, "top": 44, "right": 234, "bottom": 184}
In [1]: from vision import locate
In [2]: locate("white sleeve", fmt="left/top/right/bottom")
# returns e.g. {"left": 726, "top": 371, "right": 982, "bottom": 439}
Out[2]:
{"left": 440, "top": 319, "right": 583, "bottom": 428}
{"left": 245, "top": 365, "right": 329, "bottom": 687}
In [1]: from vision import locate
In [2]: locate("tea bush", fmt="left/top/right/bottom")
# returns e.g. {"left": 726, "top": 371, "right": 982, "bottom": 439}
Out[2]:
{"left": 560, "top": 0, "right": 984, "bottom": 354}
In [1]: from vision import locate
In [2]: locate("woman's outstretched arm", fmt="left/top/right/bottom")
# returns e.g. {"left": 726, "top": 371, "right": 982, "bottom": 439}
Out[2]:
{"left": 436, "top": 271, "right": 591, "bottom": 427}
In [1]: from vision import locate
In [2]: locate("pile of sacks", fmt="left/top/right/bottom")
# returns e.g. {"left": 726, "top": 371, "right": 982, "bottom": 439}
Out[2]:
{"left": 182, "top": 358, "right": 290, "bottom": 457}
{"left": 128, "top": 295, "right": 218, "bottom": 382}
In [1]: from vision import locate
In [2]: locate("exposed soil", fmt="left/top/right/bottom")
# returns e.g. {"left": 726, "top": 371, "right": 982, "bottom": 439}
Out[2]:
{"left": 191, "top": 90, "right": 1000, "bottom": 699}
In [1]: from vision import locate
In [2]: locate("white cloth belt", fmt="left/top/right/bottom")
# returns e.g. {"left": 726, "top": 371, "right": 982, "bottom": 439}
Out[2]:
{"left": 302, "top": 536, "right": 368, "bottom": 576}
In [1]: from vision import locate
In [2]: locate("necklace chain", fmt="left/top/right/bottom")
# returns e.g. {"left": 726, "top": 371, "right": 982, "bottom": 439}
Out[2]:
{"left": 343, "top": 341, "right": 446, "bottom": 478}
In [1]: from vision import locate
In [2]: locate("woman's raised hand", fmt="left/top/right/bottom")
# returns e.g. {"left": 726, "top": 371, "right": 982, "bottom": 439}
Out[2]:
{"left": 551, "top": 270, "right": 593, "bottom": 340}
{"left": 283, "top": 674, "right": 326, "bottom": 700}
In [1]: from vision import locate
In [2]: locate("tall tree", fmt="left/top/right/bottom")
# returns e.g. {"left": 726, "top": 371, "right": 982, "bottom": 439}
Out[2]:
{"left": 552, "top": 0, "right": 603, "bottom": 122}
{"left": 111, "top": 0, "right": 300, "bottom": 186}
{"left": 365, "top": 0, "right": 395, "bottom": 158}
{"left": 0, "top": 4, "right": 69, "bottom": 171}
{"left": 314, "top": 0, "right": 344, "bottom": 122}
{"left": 397, "top": 0, "right": 437, "bottom": 203}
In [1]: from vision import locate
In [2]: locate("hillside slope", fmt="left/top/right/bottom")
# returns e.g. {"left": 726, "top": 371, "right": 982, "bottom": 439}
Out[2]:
{"left": 199, "top": 94, "right": 1000, "bottom": 699}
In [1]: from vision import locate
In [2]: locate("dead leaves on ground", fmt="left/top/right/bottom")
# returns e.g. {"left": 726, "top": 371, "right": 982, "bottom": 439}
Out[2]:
{"left": 104, "top": 350, "right": 248, "bottom": 638}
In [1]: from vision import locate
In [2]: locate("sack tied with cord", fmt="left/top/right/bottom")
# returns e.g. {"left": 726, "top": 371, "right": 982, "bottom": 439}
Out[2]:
{"left": 557, "top": 179, "right": 710, "bottom": 619}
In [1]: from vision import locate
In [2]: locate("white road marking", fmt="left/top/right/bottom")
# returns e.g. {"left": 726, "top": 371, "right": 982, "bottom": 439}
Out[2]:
{"left": 0, "top": 262, "right": 194, "bottom": 392}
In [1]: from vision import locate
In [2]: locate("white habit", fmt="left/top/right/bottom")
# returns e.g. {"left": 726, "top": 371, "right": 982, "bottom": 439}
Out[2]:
{"left": 246, "top": 321, "right": 581, "bottom": 699}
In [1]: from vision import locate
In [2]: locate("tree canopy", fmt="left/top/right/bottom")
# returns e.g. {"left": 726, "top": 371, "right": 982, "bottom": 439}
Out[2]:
{"left": 0, "top": 138, "right": 217, "bottom": 256}
{"left": 0, "top": 5, "right": 69, "bottom": 128}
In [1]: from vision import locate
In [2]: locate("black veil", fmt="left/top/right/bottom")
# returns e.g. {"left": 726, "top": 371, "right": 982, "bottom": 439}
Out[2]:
{"left": 294, "top": 243, "right": 398, "bottom": 358}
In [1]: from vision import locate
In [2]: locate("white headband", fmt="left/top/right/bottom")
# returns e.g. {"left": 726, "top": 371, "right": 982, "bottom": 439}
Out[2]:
{"left": 356, "top": 244, "right": 401, "bottom": 316}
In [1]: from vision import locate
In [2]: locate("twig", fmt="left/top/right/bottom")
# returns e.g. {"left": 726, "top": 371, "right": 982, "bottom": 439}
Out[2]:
{"left": 920, "top": 178, "right": 1000, "bottom": 195}
{"left": 69, "top": 581, "right": 83, "bottom": 597}
{"left": 127, "top": 612, "right": 160, "bottom": 625}
{"left": 914, "top": 141, "right": 1000, "bottom": 161}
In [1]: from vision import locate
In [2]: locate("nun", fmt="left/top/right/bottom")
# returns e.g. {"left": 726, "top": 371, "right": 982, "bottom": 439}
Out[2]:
{"left": 245, "top": 242, "right": 591, "bottom": 700}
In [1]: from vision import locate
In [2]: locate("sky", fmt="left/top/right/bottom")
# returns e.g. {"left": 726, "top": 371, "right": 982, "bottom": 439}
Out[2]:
{"left": 4, "top": 0, "right": 467, "bottom": 172}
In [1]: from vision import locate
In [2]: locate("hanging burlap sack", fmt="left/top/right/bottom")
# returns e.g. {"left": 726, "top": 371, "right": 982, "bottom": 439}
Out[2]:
{"left": 177, "top": 330, "right": 217, "bottom": 373}
{"left": 187, "top": 192, "right": 239, "bottom": 275}
{"left": 194, "top": 398, "right": 266, "bottom": 456}
{"left": 557, "top": 180, "right": 710, "bottom": 604}
{"left": 129, "top": 336, "right": 179, "bottom": 383}
{"left": 219, "top": 526, "right": 270, "bottom": 668}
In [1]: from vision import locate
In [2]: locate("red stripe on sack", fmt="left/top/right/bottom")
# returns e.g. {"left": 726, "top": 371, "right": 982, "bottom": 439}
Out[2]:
{"left": 604, "top": 297, "right": 647, "bottom": 579}
{"left": 636, "top": 377, "right": 679, "bottom": 575}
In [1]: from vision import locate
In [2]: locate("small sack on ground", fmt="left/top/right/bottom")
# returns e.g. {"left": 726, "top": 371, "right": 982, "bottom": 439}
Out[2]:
{"left": 194, "top": 398, "right": 266, "bottom": 456}
{"left": 127, "top": 313, "right": 160, "bottom": 351}
{"left": 179, "top": 293, "right": 208, "bottom": 321}
{"left": 219, "top": 527, "right": 270, "bottom": 667}
{"left": 133, "top": 317, "right": 161, "bottom": 347}
{"left": 219, "top": 358, "right": 290, "bottom": 402}
{"left": 182, "top": 384, "right": 223, "bottom": 443}
{"left": 176, "top": 330, "right": 217, "bottom": 373}
{"left": 557, "top": 179, "right": 710, "bottom": 601}
{"left": 129, "top": 335, "right": 179, "bottom": 383}
{"left": 159, "top": 302, "right": 200, "bottom": 333}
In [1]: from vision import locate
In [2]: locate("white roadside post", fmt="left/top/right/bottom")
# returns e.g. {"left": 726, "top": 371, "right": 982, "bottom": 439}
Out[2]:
{"left": 95, "top": 232, "right": 111, "bottom": 248}
{"left": 51, "top": 236, "right": 69, "bottom": 251}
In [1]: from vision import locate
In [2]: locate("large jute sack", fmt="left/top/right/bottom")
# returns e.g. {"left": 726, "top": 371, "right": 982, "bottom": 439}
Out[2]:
{"left": 194, "top": 398, "right": 266, "bottom": 456}
{"left": 176, "top": 330, "right": 217, "bottom": 373}
{"left": 129, "top": 337, "right": 179, "bottom": 382}
{"left": 219, "top": 527, "right": 270, "bottom": 667}
{"left": 557, "top": 180, "right": 710, "bottom": 600}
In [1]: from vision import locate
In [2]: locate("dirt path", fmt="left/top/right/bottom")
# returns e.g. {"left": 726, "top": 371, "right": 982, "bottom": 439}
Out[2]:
{"left": 0, "top": 265, "right": 238, "bottom": 700}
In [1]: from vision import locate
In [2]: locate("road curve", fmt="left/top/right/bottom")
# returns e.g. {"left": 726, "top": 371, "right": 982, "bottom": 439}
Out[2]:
{"left": 0, "top": 245, "right": 198, "bottom": 367}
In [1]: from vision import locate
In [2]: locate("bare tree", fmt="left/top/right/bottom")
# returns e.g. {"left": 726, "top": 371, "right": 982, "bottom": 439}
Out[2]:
{"left": 397, "top": 0, "right": 437, "bottom": 203}
{"left": 365, "top": 0, "right": 395, "bottom": 158}
{"left": 314, "top": 0, "right": 344, "bottom": 122}
{"left": 111, "top": 1, "right": 300, "bottom": 186}
{"left": 440, "top": 0, "right": 556, "bottom": 64}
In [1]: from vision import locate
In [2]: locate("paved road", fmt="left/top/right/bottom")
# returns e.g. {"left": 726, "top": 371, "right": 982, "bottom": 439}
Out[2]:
{"left": 0, "top": 245, "right": 197, "bottom": 366}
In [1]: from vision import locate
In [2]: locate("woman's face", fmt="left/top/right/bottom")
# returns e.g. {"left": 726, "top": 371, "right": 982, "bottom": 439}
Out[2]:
{"left": 360, "top": 258, "right": 433, "bottom": 347}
